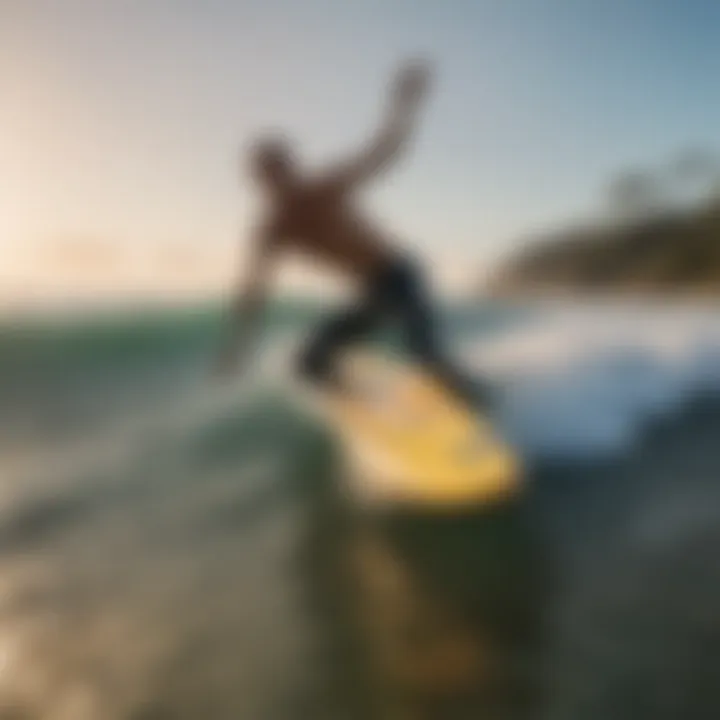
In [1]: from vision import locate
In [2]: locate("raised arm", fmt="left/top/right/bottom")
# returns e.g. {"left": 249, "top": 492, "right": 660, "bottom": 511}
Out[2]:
{"left": 326, "top": 59, "right": 432, "bottom": 188}
{"left": 214, "top": 224, "right": 279, "bottom": 377}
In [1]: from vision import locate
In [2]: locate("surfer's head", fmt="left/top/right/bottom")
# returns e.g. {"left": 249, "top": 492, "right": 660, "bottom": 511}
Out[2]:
{"left": 248, "top": 134, "right": 296, "bottom": 191}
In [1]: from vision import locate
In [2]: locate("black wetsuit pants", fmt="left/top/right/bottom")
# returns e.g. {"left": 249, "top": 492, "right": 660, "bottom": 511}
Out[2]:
{"left": 297, "top": 257, "right": 486, "bottom": 408}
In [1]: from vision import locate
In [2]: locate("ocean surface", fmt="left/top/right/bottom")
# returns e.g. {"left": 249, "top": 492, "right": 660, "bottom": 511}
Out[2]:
{"left": 1, "top": 298, "right": 720, "bottom": 719}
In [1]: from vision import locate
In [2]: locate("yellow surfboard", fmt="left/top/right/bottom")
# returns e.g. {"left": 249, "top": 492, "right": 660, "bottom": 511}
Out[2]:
{"left": 309, "top": 352, "right": 521, "bottom": 509}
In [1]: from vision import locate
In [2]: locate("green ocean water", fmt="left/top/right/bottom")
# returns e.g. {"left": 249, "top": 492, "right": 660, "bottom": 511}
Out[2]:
{"left": 3, "top": 300, "right": 720, "bottom": 719}
{"left": 0, "top": 298, "right": 522, "bottom": 447}
{"left": 0, "top": 299, "right": 534, "bottom": 719}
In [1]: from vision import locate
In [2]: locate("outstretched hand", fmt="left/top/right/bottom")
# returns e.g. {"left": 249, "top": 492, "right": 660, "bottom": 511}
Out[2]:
{"left": 391, "top": 58, "right": 432, "bottom": 112}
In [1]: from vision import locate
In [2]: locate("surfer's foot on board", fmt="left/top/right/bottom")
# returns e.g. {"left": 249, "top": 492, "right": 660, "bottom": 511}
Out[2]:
{"left": 426, "top": 361, "right": 496, "bottom": 413}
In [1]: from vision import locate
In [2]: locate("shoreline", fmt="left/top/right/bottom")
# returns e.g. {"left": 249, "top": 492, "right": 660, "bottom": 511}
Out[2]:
{"left": 479, "top": 284, "right": 720, "bottom": 309}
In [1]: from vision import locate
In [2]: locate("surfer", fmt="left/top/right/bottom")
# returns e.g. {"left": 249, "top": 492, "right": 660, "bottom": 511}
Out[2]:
{"left": 216, "top": 58, "right": 490, "bottom": 409}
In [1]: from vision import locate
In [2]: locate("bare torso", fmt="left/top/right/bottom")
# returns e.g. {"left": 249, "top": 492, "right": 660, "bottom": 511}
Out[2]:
{"left": 266, "top": 177, "right": 396, "bottom": 279}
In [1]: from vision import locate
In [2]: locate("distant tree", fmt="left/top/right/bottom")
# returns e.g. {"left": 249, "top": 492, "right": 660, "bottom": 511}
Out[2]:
{"left": 673, "top": 147, "right": 717, "bottom": 183}
{"left": 607, "top": 169, "right": 666, "bottom": 222}
{"left": 671, "top": 147, "right": 720, "bottom": 206}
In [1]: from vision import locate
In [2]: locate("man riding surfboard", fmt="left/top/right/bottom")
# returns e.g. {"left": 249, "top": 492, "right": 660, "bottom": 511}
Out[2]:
{"left": 216, "top": 58, "right": 488, "bottom": 409}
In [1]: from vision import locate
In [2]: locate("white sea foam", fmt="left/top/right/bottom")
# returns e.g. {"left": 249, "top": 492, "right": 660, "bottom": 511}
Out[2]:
{"left": 462, "top": 304, "right": 720, "bottom": 462}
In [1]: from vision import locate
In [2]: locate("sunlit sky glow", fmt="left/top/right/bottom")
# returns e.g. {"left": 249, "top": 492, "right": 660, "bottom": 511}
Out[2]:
{"left": 2, "top": 0, "right": 720, "bottom": 303}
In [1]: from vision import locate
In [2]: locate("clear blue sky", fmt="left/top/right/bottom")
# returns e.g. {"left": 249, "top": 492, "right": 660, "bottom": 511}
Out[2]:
{"left": 2, "top": 0, "right": 720, "bottom": 296}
